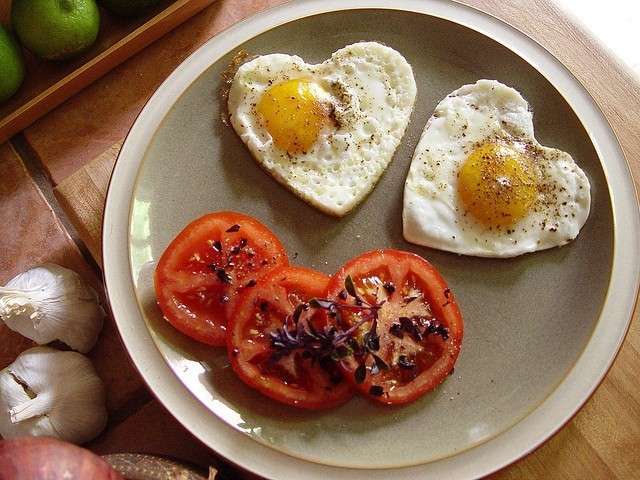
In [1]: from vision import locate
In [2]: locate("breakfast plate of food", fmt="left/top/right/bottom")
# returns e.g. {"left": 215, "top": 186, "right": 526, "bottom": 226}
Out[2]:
{"left": 102, "top": 0, "right": 640, "bottom": 478}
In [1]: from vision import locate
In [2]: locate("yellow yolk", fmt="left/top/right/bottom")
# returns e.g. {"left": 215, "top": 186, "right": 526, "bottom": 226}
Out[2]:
{"left": 256, "top": 79, "right": 329, "bottom": 154}
{"left": 458, "top": 142, "right": 538, "bottom": 227}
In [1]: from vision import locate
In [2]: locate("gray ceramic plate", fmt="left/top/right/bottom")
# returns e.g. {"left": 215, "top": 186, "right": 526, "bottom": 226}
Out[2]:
{"left": 103, "top": 1, "right": 640, "bottom": 478}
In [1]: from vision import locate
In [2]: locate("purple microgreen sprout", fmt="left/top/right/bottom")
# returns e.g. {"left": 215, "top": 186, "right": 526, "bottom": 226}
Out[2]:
{"left": 268, "top": 275, "right": 457, "bottom": 395}
{"left": 268, "top": 275, "right": 386, "bottom": 386}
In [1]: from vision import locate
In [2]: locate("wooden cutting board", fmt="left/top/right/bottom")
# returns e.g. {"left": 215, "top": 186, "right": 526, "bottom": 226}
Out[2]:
{"left": 52, "top": 1, "right": 640, "bottom": 478}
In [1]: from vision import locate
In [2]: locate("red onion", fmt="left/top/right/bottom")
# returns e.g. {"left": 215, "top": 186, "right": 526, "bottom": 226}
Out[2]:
{"left": 0, "top": 436, "right": 122, "bottom": 480}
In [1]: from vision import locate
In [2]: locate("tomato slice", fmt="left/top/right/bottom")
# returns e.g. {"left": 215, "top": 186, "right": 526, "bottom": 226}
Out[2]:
{"left": 154, "top": 212, "right": 288, "bottom": 346}
{"left": 325, "top": 249, "right": 463, "bottom": 405}
{"left": 228, "top": 266, "right": 353, "bottom": 409}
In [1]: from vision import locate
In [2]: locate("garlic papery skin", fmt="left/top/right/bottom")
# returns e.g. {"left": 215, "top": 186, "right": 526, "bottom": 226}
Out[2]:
{"left": 0, "top": 347, "right": 107, "bottom": 444}
{"left": 0, "top": 264, "right": 105, "bottom": 353}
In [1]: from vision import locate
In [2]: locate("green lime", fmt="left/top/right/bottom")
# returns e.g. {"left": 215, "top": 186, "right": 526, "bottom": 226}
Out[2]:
{"left": 99, "top": 0, "right": 161, "bottom": 17}
{"left": 11, "top": 0, "right": 100, "bottom": 61}
{"left": 0, "top": 25, "right": 25, "bottom": 102}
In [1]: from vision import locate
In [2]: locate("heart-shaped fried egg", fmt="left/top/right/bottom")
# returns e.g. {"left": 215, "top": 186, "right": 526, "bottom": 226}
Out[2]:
{"left": 403, "top": 80, "right": 591, "bottom": 257}
{"left": 228, "top": 42, "right": 417, "bottom": 216}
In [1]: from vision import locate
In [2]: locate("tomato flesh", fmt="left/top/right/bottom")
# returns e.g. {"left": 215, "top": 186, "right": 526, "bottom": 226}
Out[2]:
{"left": 154, "top": 212, "right": 288, "bottom": 346}
{"left": 228, "top": 266, "right": 353, "bottom": 409}
{"left": 325, "top": 249, "right": 463, "bottom": 405}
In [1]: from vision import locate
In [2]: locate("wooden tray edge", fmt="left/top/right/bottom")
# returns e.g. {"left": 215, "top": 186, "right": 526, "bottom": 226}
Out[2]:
{"left": 0, "top": 0, "right": 215, "bottom": 143}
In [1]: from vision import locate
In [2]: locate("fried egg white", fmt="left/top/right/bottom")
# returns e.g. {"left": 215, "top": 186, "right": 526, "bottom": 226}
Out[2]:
{"left": 403, "top": 79, "right": 591, "bottom": 258}
{"left": 228, "top": 42, "right": 416, "bottom": 216}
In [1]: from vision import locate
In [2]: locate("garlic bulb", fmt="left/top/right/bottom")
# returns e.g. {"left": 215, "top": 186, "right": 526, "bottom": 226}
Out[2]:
{"left": 0, "top": 347, "right": 107, "bottom": 444}
{"left": 0, "top": 264, "right": 105, "bottom": 353}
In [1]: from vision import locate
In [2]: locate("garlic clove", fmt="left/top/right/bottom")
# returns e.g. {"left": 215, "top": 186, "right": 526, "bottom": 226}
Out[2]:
{"left": 0, "top": 367, "right": 56, "bottom": 438}
{"left": 0, "top": 347, "right": 107, "bottom": 444}
{"left": 0, "top": 264, "right": 105, "bottom": 353}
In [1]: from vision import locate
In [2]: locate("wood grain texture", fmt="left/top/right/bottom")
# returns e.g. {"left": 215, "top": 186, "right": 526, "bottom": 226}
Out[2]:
{"left": 0, "top": 0, "right": 216, "bottom": 144}
{"left": 55, "top": 142, "right": 121, "bottom": 264}
{"left": 23, "top": 1, "right": 640, "bottom": 478}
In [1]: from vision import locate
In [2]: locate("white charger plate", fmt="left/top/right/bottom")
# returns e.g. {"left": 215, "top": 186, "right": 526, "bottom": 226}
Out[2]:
{"left": 103, "top": 1, "right": 640, "bottom": 478}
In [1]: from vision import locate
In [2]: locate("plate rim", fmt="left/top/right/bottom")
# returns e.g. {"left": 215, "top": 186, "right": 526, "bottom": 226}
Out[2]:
{"left": 102, "top": 1, "right": 640, "bottom": 478}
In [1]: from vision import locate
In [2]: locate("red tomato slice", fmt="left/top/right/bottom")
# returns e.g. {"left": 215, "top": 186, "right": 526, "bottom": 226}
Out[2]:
{"left": 325, "top": 249, "right": 463, "bottom": 405}
{"left": 154, "top": 212, "right": 288, "bottom": 346}
{"left": 228, "top": 266, "right": 353, "bottom": 409}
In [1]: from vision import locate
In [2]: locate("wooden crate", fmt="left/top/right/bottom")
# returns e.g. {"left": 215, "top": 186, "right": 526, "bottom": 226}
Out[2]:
{"left": 0, "top": 0, "right": 215, "bottom": 143}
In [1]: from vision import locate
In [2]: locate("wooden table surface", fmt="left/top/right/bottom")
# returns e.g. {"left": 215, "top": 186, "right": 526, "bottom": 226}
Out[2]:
{"left": 2, "top": 1, "right": 639, "bottom": 478}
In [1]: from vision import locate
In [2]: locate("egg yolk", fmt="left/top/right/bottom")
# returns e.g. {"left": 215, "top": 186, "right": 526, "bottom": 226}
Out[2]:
{"left": 256, "top": 79, "right": 329, "bottom": 154}
{"left": 458, "top": 142, "right": 538, "bottom": 227}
